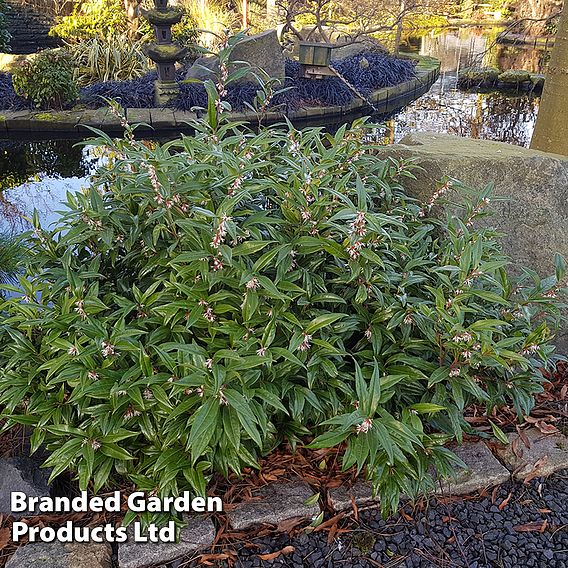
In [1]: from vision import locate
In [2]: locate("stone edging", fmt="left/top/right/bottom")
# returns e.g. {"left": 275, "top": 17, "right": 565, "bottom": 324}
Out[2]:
{"left": 5, "top": 427, "right": 568, "bottom": 568}
{"left": 0, "top": 55, "right": 440, "bottom": 140}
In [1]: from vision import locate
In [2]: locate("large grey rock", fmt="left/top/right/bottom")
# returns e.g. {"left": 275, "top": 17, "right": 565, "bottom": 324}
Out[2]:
{"left": 435, "top": 442, "right": 510, "bottom": 496}
{"left": 184, "top": 55, "right": 219, "bottom": 82}
{"left": 493, "top": 428, "right": 568, "bottom": 480}
{"left": 377, "top": 133, "right": 568, "bottom": 353}
{"left": 185, "top": 29, "right": 285, "bottom": 84}
{"left": 6, "top": 542, "right": 111, "bottom": 568}
{"left": 227, "top": 480, "right": 320, "bottom": 530}
{"left": 0, "top": 457, "right": 50, "bottom": 517}
{"left": 118, "top": 516, "right": 215, "bottom": 568}
{"left": 331, "top": 37, "right": 388, "bottom": 60}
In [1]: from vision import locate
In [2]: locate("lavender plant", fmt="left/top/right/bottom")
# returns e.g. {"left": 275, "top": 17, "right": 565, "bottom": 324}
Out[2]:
{"left": 0, "top": 62, "right": 565, "bottom": 519}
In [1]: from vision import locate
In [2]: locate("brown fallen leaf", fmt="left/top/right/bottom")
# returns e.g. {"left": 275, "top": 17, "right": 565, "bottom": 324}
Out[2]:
{"left": 512, "top": 436, "right": 524, "bottom": 459}
{"left": 0, "top": 528, "right": 10, "bottom": 551}
{"left": 513, "top": 521, "right": 548, "bottom": 533}
{"left": 536, "top": 421, "right": 559, "bottom": 435}
{"left": 275, "top": 517, "right": 304, "bottom": 533}
{"left": 517, "top": 425, "right": 530, "bottom": 449}
{"left": 198, "top": 552, "right": 237, "bottom": 566}
{"left": 524, "top": 456, "right": 549, "bottom": 484}
{"left": 350, "top": 495, "right": 359, "bottom": 522}
{"left": 498, "top": 492, "right": 512, "bottom": 511}
{"left": 258, "top": 545, "right": 295, "bottom": 561}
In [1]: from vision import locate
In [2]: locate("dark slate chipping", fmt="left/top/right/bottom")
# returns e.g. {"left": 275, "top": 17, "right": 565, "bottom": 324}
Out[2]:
{"left": 184, "top": 471, "right": 568, "bottom": 568}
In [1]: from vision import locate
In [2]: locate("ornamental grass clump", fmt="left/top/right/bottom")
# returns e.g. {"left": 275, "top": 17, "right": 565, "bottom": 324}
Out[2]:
{"left": 0, "top": 92, "right": 565, "bottom": 519}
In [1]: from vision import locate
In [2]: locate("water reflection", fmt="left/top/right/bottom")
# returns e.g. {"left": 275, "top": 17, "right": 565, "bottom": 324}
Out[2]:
{"left": 377, "top": 27, "right": 544, "bottom": 146}
{"left": 380, "top": 74, "right": 539, "bottom": 146}
{"left": 405, "top": 26, "right": 549, "bottom": 73}
{"left": 0, "top": 141, "right": 93, "bottom": 233}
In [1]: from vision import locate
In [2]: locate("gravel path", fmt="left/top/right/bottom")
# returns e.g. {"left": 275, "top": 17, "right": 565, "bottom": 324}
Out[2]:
{"left": 186, "top": 470, "right": 568, "bottom": 568}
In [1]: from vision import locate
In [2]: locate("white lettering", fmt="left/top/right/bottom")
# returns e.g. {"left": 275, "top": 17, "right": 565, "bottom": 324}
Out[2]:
{"left": 12, "top": 522, "right": 28, "bottom": 541}
{"left": 10, "top": 492, "right": 28, "bottom": 513}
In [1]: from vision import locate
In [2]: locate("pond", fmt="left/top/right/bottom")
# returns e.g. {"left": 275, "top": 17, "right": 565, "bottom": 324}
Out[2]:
{"left": 0, "top": 26, "right": 550, "bottom": 233}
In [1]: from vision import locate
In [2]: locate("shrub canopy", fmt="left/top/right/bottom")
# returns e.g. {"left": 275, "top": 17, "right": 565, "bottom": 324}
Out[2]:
{"left": 0, "top": 109, "right": 565, "bottom": 518}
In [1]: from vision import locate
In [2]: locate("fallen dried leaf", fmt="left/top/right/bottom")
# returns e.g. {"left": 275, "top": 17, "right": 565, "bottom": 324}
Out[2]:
{"left": 512, "top": 436, "right": 524, "bottom": 459}
{"left": 536, "top": 421, "right": 559, "bottom": 435}
{"left": 498, "top": 492, "right": 512, "bottom": 511}
{"left": 517, "top": 426, "right": 530, "bottom": 449}
{"left": 513, "top": 521, "right": 548, "bottom": 533}
{"left": 258, "top": 546, "right": 295, "bottom": 560}
{"left": 524, "top": 456, "right": 549, "bottom": 484}
{"left": 350, "top": 495, "right": 359, "bottom": 522}
{"left": 0, "top": 528, "right": 10, "bottom": 551}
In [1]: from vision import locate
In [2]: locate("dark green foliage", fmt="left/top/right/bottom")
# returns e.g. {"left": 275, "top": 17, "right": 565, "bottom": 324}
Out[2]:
{"left": 11, "top": 50, "right": 78, "bottom": 110}
{"left": 331, "top": 52, "right": 417, "bottom": 96}
{"left": 50, "top": 0, "right": 134, "bottom": 41}
{"left": 0, "top": 73, "right": 31, "bottom": 111}
{"left": 0, "top": 97, "right": 564, "bottom": 518}
{"left": 79, "top": 72, "right": 158, "bottom": 109}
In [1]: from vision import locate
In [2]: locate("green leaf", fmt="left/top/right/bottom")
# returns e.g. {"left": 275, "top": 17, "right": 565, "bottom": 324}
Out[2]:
{"left": 489, "top": 420, "right": 509, "bottom": 445}
{"left": 409, "top": 403, "right": 446, "bottom": 414}
{"left": 305, "top": 313, "right": 347, "bottom": 334}
{"left": 188, "top": 398, "right": 220, "bottom": 461}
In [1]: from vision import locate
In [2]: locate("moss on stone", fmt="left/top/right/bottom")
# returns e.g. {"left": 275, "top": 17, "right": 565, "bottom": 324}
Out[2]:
{"left": 458, "top": 67, "right": 500, "bottom": 87}
{"left": 34, "top": 112, "right": 57, "bottom": 121}
{"left": 529, "top": 73, "right": 545, "bottom": 88}
{"left": 142, "top": 8, "right": 184, "bottom": 26}
{"left": 145, "top": 43, "right": 187, "bottom": 63}
{"left": 498, "top": 70, "right": 531, "bottom": 84}
{"left": 351, "top": 531, "right": 376, "bottom": 554}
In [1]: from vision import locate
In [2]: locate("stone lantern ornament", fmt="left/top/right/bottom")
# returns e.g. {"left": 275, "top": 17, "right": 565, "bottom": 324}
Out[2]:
{"left": 143, "top": 0, "right": 187, "bottom": 105}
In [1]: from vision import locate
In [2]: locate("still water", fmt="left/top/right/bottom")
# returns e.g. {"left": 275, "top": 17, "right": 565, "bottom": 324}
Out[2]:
{"left": 0, "top": 26, "right": 548, "bottom": 232}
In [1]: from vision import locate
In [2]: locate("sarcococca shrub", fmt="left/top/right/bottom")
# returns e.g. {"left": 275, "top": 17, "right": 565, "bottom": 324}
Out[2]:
{"left": 0, "top": 108, "right": 565, "bottom": 517}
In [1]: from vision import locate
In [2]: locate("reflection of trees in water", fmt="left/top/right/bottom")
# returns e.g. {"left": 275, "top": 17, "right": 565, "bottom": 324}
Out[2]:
{"left": 388, "top": 88, "right": 539, "bottom": 148}
{"left": 0, "top": 140, "right": 88, "bottom": 191}
{"left": 0, "top": 140, "right": 90, "bottom": 232}
{"left": 496, "top": 45, "right": 549, "bottom": 73}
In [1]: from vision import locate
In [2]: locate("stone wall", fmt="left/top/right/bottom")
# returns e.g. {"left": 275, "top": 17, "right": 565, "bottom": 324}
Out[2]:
{"left": 5, "top": 0, "right": 59, "bottom": 54}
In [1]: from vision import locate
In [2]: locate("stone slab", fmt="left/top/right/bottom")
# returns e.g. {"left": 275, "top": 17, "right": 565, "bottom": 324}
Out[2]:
{"left": 118, "top": 516, "right": 215, "bottom": 568}
{"left": 435, "top": 442, "right": 510, "bottom": 495}
{"left": 227, "top": 480, "right": 320, "bottom": 530}
{"left": 149, "top": 108, "right": 177, "bottom": 129}
{"left": 329, "top": 481, "right": 376, "bottom": 512}
{"left": 78, "top": 108, "right": 110, "bottom": 131}
{"left": 30, "top": 111, "right": 83, "bottom": 132}
{"left": 5, "top": 110, "right": 33, "bottom": 133}
{"left": 186, "top": 30, "right": 285, "bottom": 84}
{"left": 6, "top": 542, "right": 111, "bottom": 568}
{"left": 0, "top": 457, "right": 50, "bottom": 518}
{"left": 173, "top": 110, "right": 198, "bottom": 126}
{"left": 126, "top": 108, "right": 153, "bottom": 127}
{"left": 494, "top": 428, "right": 568, "bottom": 480}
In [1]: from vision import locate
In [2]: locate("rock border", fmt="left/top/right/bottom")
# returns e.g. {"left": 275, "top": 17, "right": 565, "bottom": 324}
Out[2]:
{"left": 0, "top": 54, "right": 440, "bottom": 140}
{"left": 5, "top": 428, "right": 568, "bottom": 568}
